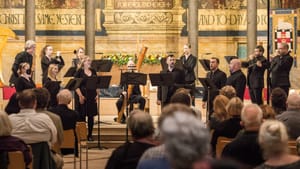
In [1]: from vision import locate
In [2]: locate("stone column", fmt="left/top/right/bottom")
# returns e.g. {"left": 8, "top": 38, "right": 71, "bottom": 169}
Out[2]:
{"left": 85, "top": 0, "right": 96, "bottom": 59}
{"left": 188, "top": 0, "right": 198, "bottom": 76}
{"left": 247, "top": 0, "right": 257, "bottom": 56}
{"left": 25, "top": 0, "right": 35, "bottom": 41}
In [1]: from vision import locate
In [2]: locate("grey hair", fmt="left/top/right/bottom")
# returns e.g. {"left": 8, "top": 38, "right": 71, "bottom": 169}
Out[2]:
{"left": 286, "top": 93, "right": 300, "bottom": 110}
{"left": 127, "top": 110, "right": 154, "bottom": 139}
{"left": 24, "top": 40, "right": 36, "bottom": 49}
{"left": 161, "top": 111, "right": 210, "bottom": 169}
{"left": 258, "top": 120, "right": 289, "bottom": 159}
{"left": 241, "top": 104, "right": 263, "bottom": 127}
{"left": 57, "top": 89, "right": 72, "bottom": 105}
{"left": 0, "top": 111, "right": 13, "bottom": 136}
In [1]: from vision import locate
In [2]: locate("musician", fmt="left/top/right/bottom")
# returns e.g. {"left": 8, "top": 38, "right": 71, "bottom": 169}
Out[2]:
{"left": 40, "top": 45, "right": 65, "bottom": 84}
{"left": 115, "top": 60, "right": 146, "bottom": 123}
{"left": 180, "top": 43, "right": 197, "bottom": 105}
{"left": 202, "top": 57, "right": 227, "bottom": 116}
{"left": 157, "top": 54, "right": 184, "bottom": 107}
{"left": 9, "top": 40, "right": 35, "bottom": 86}
{"left": 72, "top": 47, "right": 85, "bottom": 69}
{"left": 226, "top": 58, "right": 246, "bottom": 101}
{"left": 15, "top": 62, "right": 36, "bottom": 93}
{"left": 43, "top": 64, "right": 61, "bottom": 108}
{"left": 74, "top": 56, "right": 99, "bottom": 141}
{"left": 246, "top": 46, "right": 269, "bottom": 105}
{"left": 270, "top": 43, "right": 293, "bottom": 95}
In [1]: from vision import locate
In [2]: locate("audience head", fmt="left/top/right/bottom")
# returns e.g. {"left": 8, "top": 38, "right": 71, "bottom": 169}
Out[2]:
{"left": 258, "top": 120, "right": 289, "bottom": 159}
{"left": 18, "top": 89, "right": 37, "bottom": 109}
{"left": 229, "top": 59, "right": 241, "bottom": 73}
{"left": 161, "top": 111, "right": 209, "bottom": 169}
{"left": 170, "top": 92, "right": 191, "bottom": 106}
{"left": 212, "top": 95, "right": 229, "bottom": 121}
{"left": 271, "top": 87, "right": 287, "bottom": 114}
{"left": 220, "top": 85, "right": 236, "bottom": 99}
{"left": 57, "top": 89, "right": 72, "bottom": 105}
{"left": 32, "top": 88, "right": 50, "bottom": 109}
{"left": 24, "top": 40, "right": 36, "bottom": 54}
{"left": 226, "top": 97, "right": 243, "bottom": 117}
{"left": 47, "top": 64, "right": 59, "bottom": 80}
{"left": 241, "top": 104, "right": 263, "bottom": 130}
{"left": 260, "top": 105, "right": 276, "bottom": 120}
{"left": 286, "top": 93, "right": 300, "bottom": 110}
{"left": 0, "top": 111, "right": 13, "bottom": 136}
{"left": 127, "top": 110, "right": 154, "bottom": 140}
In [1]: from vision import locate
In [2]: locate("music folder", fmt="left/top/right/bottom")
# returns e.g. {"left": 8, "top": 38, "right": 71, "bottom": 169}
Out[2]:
{"left": 64, "top": 67, "right": 77, "bottom": 77}
{"left": 198, "top": 78, "right": 217, "bottom": 91}
{"left": 91, "top": 59, "right": 113, "bottom": 72}
{"left": 199, "top": 59, "right": 210, "bottom": 71}
{"left": 224, "top": 56, "right": 238, "bottom": 64}
{"left": 149, "top": 73, "right": 174, "bottom": 86}
{"left": 64, "top": 78, "right": 83, "bottom": 91}
{"left": 120, "top": 72, "right": 147, "bottom": 86}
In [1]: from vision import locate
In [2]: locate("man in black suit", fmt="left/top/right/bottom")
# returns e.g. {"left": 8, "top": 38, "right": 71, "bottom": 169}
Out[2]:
{"left": 226, "top": 58, "right": 246, "bottom": 100}
{"left": 247, "top": 46, "right": 269, "bottom": 105}
{"left": 270, "top": 43, "right": 293, "bottom": 95}
{"left": 202, "top": 57, "right": 227, "bottom": 116}
{"left": 157, "top": 55, "right": 185, "bottom": 107}
{"left": 180, "top": 43, "right": 197, "bottom": 105}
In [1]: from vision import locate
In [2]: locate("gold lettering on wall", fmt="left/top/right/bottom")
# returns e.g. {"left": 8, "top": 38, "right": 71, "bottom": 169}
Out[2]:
{"left": 114, "top": 0, "right": 173, "bottom": 9}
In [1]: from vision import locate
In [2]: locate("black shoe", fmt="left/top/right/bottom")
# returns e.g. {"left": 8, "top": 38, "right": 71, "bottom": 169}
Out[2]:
{"left": 87, "top": 136, "right": 94, "bottom": 141}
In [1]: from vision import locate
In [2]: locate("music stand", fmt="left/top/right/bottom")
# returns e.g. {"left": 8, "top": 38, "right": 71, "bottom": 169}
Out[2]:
{"left": 198, "top": 78, "right": 217, "bottom": 124}
{"left": 120, "top": 72, "right": 147, "bottom": 142}
{"left": 64, "top": 78, "right": 83, "bottom": 109}
{"left": 64, "top": 67, "right": 77, "bottom": 77}
{"left": 199, "top": 59, "right": 210, "bottom": 71}
{"left": 224, "top": 56, "right": 238, "bottom": 64}
{"left": 149, "top": 73, "right": 174, "bottom": 108}
{"left": 91, "top": 60, "right": 113, "bottom": 72}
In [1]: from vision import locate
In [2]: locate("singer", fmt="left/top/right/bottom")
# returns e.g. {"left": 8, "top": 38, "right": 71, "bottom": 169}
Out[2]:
{"left": 180, "top": 43, "right": 197, "bottom": 105}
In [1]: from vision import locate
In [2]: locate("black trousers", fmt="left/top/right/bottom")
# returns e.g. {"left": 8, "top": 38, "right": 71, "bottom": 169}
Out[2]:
{"left": 116, "top": 95, "right": 146, "bottom": 117}
{"left": 249, "top": 87, "right": 263, "bottom": 105}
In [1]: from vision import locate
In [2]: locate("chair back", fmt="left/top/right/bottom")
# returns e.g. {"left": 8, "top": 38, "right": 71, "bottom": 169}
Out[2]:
{"left": 288, "top": 140, "right": 297, "bottom": 155}
{"left": 7, "top": 151, "right": 25, "bottom": 169}
{"left": 61, "top": 129, "right": 76, "bottom": 149}
{"left": 216, "top": 136, "right": 233, "bottom": 158}
{"left": 76, "top": 122, "right": 87, "bottom": 141}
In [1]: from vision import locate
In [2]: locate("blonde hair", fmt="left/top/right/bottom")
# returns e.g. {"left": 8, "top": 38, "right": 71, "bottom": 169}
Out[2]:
{"left": 0, "top": 111, "right": 13, "bottom": 136}
{"left": 212, "top": 95, "right": 229, "bottom": 121}
{"left": 80, "top": 55, "right": 91, "bottom": 68}
{"left": 57, "top": 89, "right": 72, "bottom": 105}
{"left": 260, "top": 105, "right": 276, "bottom": 120}
{"left": 47, "top": 64, "right": 58, "bottom": 81}
{"left": 220, "top": 85, "right": 236, "bottom": 99}
{"left": 259, "top": 120, "right": 289, "bottom": 159}
{"left": 226, "top": 97, "right": 243, "bottom": 117}
{"left": 17, "top": 62, "right": 30, "bottom": 75}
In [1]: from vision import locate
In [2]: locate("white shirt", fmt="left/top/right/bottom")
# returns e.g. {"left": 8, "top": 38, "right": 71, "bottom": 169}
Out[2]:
{"left": 9, "top": 109, "right": 57, "bottom": 144}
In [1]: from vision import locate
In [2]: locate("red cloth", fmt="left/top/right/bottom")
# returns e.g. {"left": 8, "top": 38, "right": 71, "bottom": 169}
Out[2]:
{"left": 244, "top": 87, "right": 267, "bottom": 101}
{"left": 2, "top": 87, "right": 16, "bottom": 100}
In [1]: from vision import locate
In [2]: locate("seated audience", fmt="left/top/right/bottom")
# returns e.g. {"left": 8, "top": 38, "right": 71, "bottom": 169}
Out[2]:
{"left": 260, "top": 105, "right": 276, "bottom": 120}
{"left": 271, "top": 87, "right": 287, "bottom": 115}
{"left": 209, "top": 95, "right": 230, "bottom": 130}
{"left": 222, "top": 104, "right": 264, "bottom": 168}
{"left": 210, "top": 97, "right": 244, "bottom": 157}
{"left": 255, "top": 120, "right": 300, "bottom": 169}
{"left": 105, "top": 110, "right": 156, "bottom": 169}
{"left": 0, "top": 111, "right": 32, "bottom": 167}
{"left": 219, "top": 85, "right": 237, "bottom": 99}
{"left": 297, "top": 136, "right": 300, "bottom": 156}
{"left": 276, "top": 93, "right": 300, "bottom": 139}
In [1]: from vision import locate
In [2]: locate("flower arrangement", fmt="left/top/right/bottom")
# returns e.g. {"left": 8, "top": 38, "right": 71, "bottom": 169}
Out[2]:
{"left": 102, "top": 53, "right": 168, "bottom": 66}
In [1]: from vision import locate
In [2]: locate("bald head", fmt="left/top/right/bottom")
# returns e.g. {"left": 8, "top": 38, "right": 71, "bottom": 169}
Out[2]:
{"left": 57, "top": 89, "right": 72, "bottom": 105}
{"left": 241, "top": 104, "right": 263, "bottom": 129}
{"left": 286, "top": 93, "right": 300, "bottom": 110}
{"left": 229, "top": 58, "right": 241, "bottom": 73}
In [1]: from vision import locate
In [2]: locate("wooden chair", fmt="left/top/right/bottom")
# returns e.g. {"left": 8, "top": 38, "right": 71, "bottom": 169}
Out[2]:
{"left": 76, "top": 122, "right": 89, "bottom": 169}
{"left": 61, "top": 129, "right": 76, "bottom": 169}
{"left": 8, "top": 151, "right": 26, "bottom": 169}
{"left": 288, "top": 140, "right": 298, "bottom": 155}
{"left": 216, "top": 136, "right": 233, "bottom": 158}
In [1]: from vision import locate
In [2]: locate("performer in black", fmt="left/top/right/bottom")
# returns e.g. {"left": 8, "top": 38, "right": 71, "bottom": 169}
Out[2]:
{"left": 202, "top": 57, "right": 227, "bottom": 116}
{"left": 270, "top": 43, "right": 293, "bottom": 95}
{"left": 246, "top": 46, "right": 269, "bottom": 105}
{"left": 115, "top": 60, "right": 145, "bottom": 123}
{"left": 74, "top": 56, "right": 98, "bottom": 141}
{"left": 226, "top": 58, "right": 246, "bottom": 100}
{"left": 40, "top": 45, "right": 64, "bottom": 84}
{"left": 9, "top": 40, "right": 35, "bottom": 86}
{"left": 180, "top": 43, "right": 197, "bottom": 105}
{"left": 157, "top": 54, "right": 184, "bottom": 107}
{"left": 43, "top": 64, "right": 61, "bottom": 108}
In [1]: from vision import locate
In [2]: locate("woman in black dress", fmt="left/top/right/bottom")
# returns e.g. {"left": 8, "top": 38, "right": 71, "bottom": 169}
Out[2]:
{"left": 43, "top": 64, "right": 61, "bottom": 108}
{"left": 74, "top": 56, "right": 98, "bottom": 141}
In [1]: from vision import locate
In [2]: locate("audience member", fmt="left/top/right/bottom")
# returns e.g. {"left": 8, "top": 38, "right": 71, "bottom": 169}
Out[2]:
{"left": 260, "top": 105, "right": 276, "bottom": 120}
{"left": 271, "top": 87, "right": 287, "bottom": 115}
{"left": 219, "top": 85, "right": 236, "bottom": 99}
{"left": 222, "top": 104, "right": 264, "bottom": 168}
{"left": 209, "top": 95, "right": 230, "bottom": 130}
{"left": 210, "top": 97, "right": 244, "bottom": 157}
{"left": 0, "top": 111, "right": 32, "bottom": 167}
{"left": 226, "top": 59, "right": 246, "bottom": 100}
{"left": 276, "top": 93, "right": 300, "bottom": 139}
{"left": 255, "top": 120, "right": 300, "bottom": 169}
{"left": 105, "top": 110, "right": 156, "bottom": 169}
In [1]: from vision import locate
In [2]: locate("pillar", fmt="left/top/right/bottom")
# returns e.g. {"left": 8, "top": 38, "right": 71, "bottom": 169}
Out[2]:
{"left": 85, "top": 0, "right": 96, "bottom": 59}
{"left": 247, "top": 0, "right": 257, "bottom": 56}
{"left": 25, "top": 0, "right": 35, "bottom": 41}
{"left": 188, "top": 0, "right": 198, "bottom": 75}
